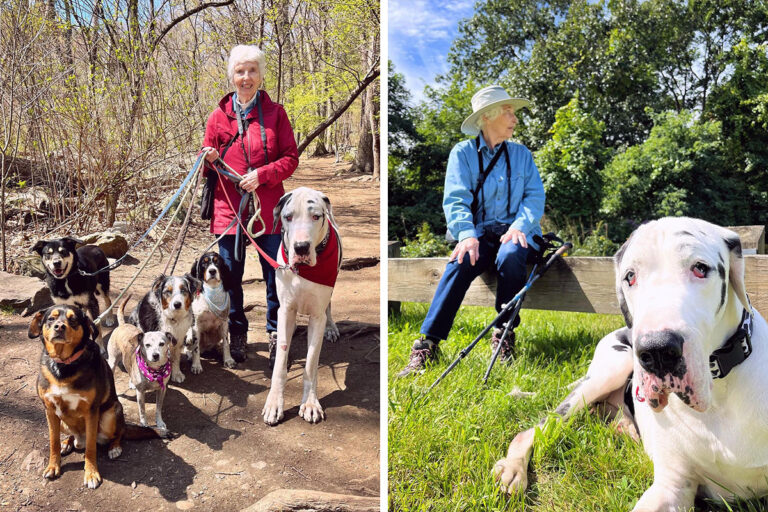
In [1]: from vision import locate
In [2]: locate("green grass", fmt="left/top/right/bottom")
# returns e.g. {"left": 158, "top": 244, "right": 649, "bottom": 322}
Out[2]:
{"left": 388, "top": 304, "right": 768, "bottom": 512}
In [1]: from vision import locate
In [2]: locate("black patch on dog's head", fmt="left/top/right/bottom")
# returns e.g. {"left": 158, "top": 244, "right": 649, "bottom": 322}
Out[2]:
{"left": 273, "top": 192, "right": 293, "bottom": 234}
{"left": 724, "top": 237, "right": 742, "bottom": 257}
{"left": 151, "top": 274, "right": 167, "bottom": 301}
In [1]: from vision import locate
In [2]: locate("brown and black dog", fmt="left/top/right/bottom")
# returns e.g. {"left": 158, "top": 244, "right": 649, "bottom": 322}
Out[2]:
{"left": 29, "top": 304, "right": 167, "bottom": 489}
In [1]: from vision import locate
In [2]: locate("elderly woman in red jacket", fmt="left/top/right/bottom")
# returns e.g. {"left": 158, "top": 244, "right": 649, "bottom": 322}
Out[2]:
{"left": 201, "top": 44, "right": 299, "bottom": 363}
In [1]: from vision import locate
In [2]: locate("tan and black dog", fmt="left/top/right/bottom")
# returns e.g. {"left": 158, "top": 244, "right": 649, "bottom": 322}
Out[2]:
{"left": 30, "top": 304, "right": 166, "bottom": 489}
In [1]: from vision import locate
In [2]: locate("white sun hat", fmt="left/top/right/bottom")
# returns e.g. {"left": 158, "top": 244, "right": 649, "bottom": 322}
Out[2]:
{"left": 460, "top": 85, "right": 531, "bottom": 136}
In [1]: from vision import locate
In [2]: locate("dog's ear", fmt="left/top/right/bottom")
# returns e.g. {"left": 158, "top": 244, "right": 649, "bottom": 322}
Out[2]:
{"left": 720, "top": 228, "right": 750, "bottom": 310}
{"left": 219, "top": 258, "right": 234, "bottom": 291}
{"left": 320, "top": 193, "right": 340, "bottom": 232}
{"left": 614, "top": 236, "right": 633, "bottom": 329}
{"left": 28, "top": 309, "right": 47, "bottom": 338}
{"left": 30, "top": 240, "right": 47, "bottom": 255}
{"left": 151, "top": 275, "right": 166, "bottom": 297}
{"left": 184, "top": 274, "right": 202, "bottom": 296}
{"left": 273, "top": 192, "right": 293, "bottom": 233}
{"left": 166, "top": 333, "right": 178, "bottom": 346}
{"left": 61, "top": 237, "right": 84, "bottom": 250}
{"left": 190, "top": 258, "right": 200, "bottom": 279}
{"left": 137, "top": 332, "right": 144, "bottom": 345}
{"left": 79, "top": 309, "right": 99, "bottom": 341}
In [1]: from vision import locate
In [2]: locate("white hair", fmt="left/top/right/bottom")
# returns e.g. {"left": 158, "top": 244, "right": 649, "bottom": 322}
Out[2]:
{"left": 477, "top": 105, "right": 504, "bottom": 132}
{"left": 227, "top": 45, "right": 267, "bottom": 84}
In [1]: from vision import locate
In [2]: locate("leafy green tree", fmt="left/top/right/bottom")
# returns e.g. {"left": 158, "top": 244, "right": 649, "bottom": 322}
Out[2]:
{"left": 535, "top": 96, "right": 611, "bottom": 230}
{"left": 601, "top": 110, "right": 746, "bottom": 239}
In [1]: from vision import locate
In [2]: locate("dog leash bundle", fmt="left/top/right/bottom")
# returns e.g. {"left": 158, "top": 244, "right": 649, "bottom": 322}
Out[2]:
{"left": 80, "top": 154, "right": 205, "bottom": 277}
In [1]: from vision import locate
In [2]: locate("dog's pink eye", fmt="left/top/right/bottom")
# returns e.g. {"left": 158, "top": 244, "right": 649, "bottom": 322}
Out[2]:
{"left": 312, "top": 215, "right": 320, "bottom": 221}
{"left": 285, "top": 215, "right": 292, "bottom": 222}
{"left": 625, "top": 270, "right": 636, "bottom": 287}
{"left": 692, "top": 263, "right": 709, "bottom": 278}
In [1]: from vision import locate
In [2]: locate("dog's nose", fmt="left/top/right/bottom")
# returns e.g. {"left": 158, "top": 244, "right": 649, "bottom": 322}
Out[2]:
{"left": 152, "top": 353, "right": 159, "bottom": 361}
{"left": 636, "top": 330, "right": 684, "bottom": 377}
{"left": 294, "top": 241, "right": 310, "bottom": 256}
{"left": 173, "top": 300, "right": 182, "bottom": 309}
{"left": 53, "top": 322, "right": 65, "bottom": 332}
{"left": 210, "top": 268, "right": 217, "bottom": 275}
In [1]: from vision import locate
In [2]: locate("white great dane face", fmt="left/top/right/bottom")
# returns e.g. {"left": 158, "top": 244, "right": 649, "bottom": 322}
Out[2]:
{"left": 615, "top": 217, "right": 750, "bottom": 413}
{"left": 274, "top": 187, "right": 337, "bottom": 267}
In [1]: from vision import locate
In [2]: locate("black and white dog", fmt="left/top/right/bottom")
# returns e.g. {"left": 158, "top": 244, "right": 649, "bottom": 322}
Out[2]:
{"left": 186, "top": 252, "right": 235, "bottom": 372}
{"left": 31, "top": 237, "right": 112, "bottom": 352}
{"left": 128, "top": 274, "right": 201, "bottom": 383}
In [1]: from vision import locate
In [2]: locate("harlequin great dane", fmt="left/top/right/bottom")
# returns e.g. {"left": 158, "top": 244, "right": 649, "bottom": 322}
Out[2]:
{"left": 262, "top": 187, "right": 342, "bottom": 425}
{"left": 493, "top": 217, "right": 768, "bottom": 511}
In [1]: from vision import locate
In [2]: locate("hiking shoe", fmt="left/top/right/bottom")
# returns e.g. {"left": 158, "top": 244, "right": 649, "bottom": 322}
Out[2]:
{"left": 397, "top": 337, "right": 438, "bottom": 377}
{"left": 491, "top": 328, "right": 515, "bottom": 363}
{"left": 230, "top": 332, "right": 248, "bottom": 363}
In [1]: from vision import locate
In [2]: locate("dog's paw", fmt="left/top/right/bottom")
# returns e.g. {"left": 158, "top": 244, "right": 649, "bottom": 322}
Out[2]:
{"left": 323, "top": 324, "right": 341, "bottom": 343}
{"left": 171, "top": 369, "right": 185, "bottom": 383}
{"left": 262, "top": 394, "right": 284, "bottom": 426}
{"left": 61, "top": 436, "right": 74, "bottom": 456}
{"left": 43, "top": 463, "right": 61, "bottom": 480}
{"left": 108, "top": 445, "right": 122, "bottom": 459}
{"left": 492, "top": 457, "right": 528, "bottom": 494}
{"left": 190, "top": 362, "right": 203, "bottom": 375}
{"left": 223, "top": 357, "right": 236, "bottom": 369}
{"left": 83, "top": 468, "right": 102, "bottom": 489}
{"left": 299, "top": 399, "right": 325, "bottom": 423}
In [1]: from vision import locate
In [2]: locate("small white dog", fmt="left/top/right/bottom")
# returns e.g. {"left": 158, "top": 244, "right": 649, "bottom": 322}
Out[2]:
{"left": 262, "top": 187, "right": 342, "bottom": 425}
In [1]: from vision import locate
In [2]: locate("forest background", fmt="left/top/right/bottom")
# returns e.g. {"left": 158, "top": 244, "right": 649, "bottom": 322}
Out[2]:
{"left": 0, "top": 0, "right": 380, "bottom": 270}
{"left": 389, "top": 0, "right": 768, "bottom": 256}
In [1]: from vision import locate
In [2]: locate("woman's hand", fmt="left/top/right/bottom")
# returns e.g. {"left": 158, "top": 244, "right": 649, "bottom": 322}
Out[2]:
{"left": 450, "top": 237, "right": 480, "bottom": 266}
{"left": 501, "top": 227, "right": 528, "bottom": 248}
{"left": 202, "top": 146, "right": 219, "bottom": 163}
{"left": 239, "top": 169, "right": 260, "bottom": 193}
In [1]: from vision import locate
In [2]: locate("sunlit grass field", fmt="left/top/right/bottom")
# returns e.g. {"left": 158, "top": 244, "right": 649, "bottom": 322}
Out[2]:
{"left": 388, "top": 303, "right": 768, "bottom": 512}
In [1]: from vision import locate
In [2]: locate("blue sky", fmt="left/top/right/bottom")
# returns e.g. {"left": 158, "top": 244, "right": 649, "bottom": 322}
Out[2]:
{"left": 388, "top": 0, "right": 476, "bottom": 103}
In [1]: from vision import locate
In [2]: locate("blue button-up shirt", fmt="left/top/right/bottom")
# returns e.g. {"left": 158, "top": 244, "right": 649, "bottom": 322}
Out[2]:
{"left": 443, "top": 134, "right": 545, "bottom": 246}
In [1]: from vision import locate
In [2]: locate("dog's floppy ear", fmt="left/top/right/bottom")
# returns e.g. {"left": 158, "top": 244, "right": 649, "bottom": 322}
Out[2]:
{"left": 614, "top": 235, "right": 633, "bottom": 329}
{"left": 190, "top": 258, "right": 201, "bottom": 279}
{"left": 720, "top": 228, "right": 750, "bottom": 310}
{"left": 273, "top": 192, "right": 293, "bottom": 233}
{"left": 165, "top": 333, "right": 178, "bottom": 346}
{"left": 30, "top": 240, "right": 48, "bottom": 255}
{"left": 320, "top": 193, "right": 340, "bottom": 232}
{"left": 137, "top": 332, "right": 145, "bottom": 345}
{"left": 61, "top": 237, "right": 84, "bottom": 251}
{"left": 151, "top": 274, "right": 166, "bottom": 297}
{"left": 28, "top": 309, "right": 47, "bottom": 338}
{"left": 184, "top": 273, "right": 202, "bottom": 296}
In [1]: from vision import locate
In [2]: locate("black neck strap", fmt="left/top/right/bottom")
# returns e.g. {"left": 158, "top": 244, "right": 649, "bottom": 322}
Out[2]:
{"left": 472, "top": 136, "right": 510, "bottom": 221}
{"left": 709, "top": 304, "right": 754, "bottom": 379}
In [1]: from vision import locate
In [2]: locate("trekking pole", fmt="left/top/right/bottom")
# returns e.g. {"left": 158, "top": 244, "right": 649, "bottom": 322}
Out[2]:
{"left": 482, "top": 241, "right": 572, "bottom": 383}
{"left": 424, "top": 238, "right": 572, "bottom": 395}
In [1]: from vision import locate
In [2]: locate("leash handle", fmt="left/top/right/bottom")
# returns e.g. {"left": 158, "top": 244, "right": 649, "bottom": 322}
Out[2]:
{"left": 536, "top": 242, "right": 572, "bottom": 278}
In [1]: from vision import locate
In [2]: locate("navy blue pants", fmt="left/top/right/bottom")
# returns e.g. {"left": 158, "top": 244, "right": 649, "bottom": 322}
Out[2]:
{"left": 218, "top": 233, "right": 282, "bottom": 336}
{"left": 420, "top": 232, "right": 532, "bottom": 342}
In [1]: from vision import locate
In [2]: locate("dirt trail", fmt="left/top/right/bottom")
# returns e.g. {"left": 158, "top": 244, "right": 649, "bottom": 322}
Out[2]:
{"left": 0, "top": 157, "right": 380, "bottom": 511}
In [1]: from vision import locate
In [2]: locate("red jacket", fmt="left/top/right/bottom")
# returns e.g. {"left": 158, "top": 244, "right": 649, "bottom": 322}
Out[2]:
{"left": 202, "top": 91, "right": 298, "bottom": 235}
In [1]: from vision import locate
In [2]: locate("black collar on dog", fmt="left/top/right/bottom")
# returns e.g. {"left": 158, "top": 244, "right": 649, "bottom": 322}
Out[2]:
{"left": 315, "top": 226, "right": 331, "bottom": 255}
{"left": 709, "top": 305, "right": 754, "bottom": 379}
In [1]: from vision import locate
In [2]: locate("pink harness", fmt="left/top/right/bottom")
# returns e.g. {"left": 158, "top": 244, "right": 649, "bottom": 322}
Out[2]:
{"left": 135, "top": 345, "right": 171, "bottom": 390}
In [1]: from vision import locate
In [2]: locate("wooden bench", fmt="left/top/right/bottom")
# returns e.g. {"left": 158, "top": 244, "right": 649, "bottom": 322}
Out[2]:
{"left": 388, "top": 226, "right": 768, "bottom": 315}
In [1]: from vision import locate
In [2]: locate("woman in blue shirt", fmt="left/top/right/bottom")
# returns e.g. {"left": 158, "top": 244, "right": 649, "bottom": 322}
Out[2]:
{"left": 398, "top": 85, "right": 546, "bottom": 377}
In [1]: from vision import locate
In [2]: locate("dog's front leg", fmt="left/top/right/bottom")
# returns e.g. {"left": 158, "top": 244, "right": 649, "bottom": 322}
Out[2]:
{"left": 155, "top": 387, "right": 167, "bottom": 432}
{"left": 632, "top": 473, "right": 697, "bottom": 512}
{"left": 494, "top": 328, "right": 634, "bottom": 494}
{"left": 323, "top": 303, "right": 340, "bottom": 343}
{"left": 263, "top": 305, "right": 297, "bottom": 425}
{"left": 170, "top": 344, "right": 185, "bottom": 383}
{"left": 43, "top": 407, "right": 62, "bottom": 480}
{"left": 136, "top": 389, "right": 148, "bottom": 426}
{"left": 188, "top": 327, "right": 203, "bottom": 375}
{"left": 300, "top": 311, "right": 326, "bottom": 423}
{"left": 220, "top": 317, "right": 234, "bottom": 368}
{"left": 83, "top": 411, "right": 102, "bottom": 488}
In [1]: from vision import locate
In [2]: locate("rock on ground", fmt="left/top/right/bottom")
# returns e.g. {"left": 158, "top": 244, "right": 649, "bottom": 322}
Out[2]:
{"left": 0, "top": 271, "right": 51, "bottom": 315}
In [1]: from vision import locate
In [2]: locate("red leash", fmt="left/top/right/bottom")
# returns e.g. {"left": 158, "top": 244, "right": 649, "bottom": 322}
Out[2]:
{"left": 212, "top": 166, "right": 284, "bottom": 271}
